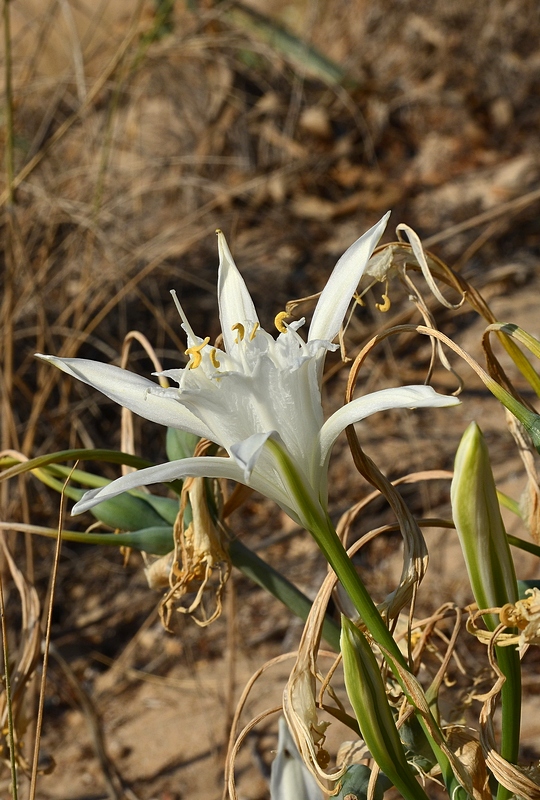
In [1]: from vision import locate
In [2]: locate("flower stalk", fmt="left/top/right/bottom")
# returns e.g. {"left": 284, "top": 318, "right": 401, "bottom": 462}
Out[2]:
{"left": 269, "top": 439, "right": 466, "bottom": 798}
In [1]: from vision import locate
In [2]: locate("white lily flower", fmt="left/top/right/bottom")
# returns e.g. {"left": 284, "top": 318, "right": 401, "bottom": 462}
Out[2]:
{"left": 36, "top": 213, "right": 459, "bottom": 526}
{"left": 270, "top": 717, "right": 323, "bottom": 800}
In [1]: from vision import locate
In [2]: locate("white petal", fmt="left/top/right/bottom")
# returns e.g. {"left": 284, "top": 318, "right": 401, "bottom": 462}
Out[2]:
{"left": 36, "top": 355, "right": 212, "bottom": 439}
{"left": 319, "top": 385, "right": 460, "bottom": 467}
{"left": 217, "top": 230, "right": 259, "bottom": 352}
{"left": 230, "top": 431, "right": 272, "bottom": 481}
{"left": 270, "top": 718, "right": 323, "bottom": 800}
{"left": 72, "top": 456, "right": 247, "bottom": 514}
{"left": 308, "top": 212, "right": 390, "bottom": 344}
{"left": 71, "top": 453, "right": 300, "bottom": 521}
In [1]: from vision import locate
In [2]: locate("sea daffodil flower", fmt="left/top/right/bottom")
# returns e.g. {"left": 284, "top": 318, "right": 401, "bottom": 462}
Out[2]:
{"left": 37, "top": 213, "right": 459, "bottom": 527}
{"left": 270, "top": 717, "right": 323, "bottom": 800}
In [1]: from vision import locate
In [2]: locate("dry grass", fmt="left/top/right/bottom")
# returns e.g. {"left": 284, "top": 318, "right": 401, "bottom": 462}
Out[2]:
{"left": 1, "top": 1, "right": 540, "bottom": 798}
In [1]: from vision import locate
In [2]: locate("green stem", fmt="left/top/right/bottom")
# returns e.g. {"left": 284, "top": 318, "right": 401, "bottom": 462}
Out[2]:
{"left": 266, "top": 439, "right": 406, "bottom": 667}
{"left": 228, "top": 538, "right": 341, "bottom": 651}
{"left": 507, "top": 533, "right": 540, "bottom": 559}
{"left": 266, "top": 440, "right": 464, "bottom": 797}
{"left": 496, "top": 644, "right": 521, "bottom": 800}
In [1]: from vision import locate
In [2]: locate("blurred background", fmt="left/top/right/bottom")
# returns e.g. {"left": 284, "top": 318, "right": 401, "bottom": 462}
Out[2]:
{"left": 1, "top": 1, "right": 540, "bottom": 797}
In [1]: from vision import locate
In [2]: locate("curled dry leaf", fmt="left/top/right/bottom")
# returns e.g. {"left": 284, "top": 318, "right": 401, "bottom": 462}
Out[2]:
{"left": 506, "top": 412, "right": 540, "bottom": 545}
{"left": 283, "top": 560, "right": 344, "bottom": 791}
{"left": 500, "top": 588, "right": 540, "bottom": 654}
{"left": 467, "top": 593, "right": 540, "bottom": 656}
{"left": 160, "top": 476, "right": 231, "bottom": 628}
{"left": 395, "top": 225, "right": 464, "bottom": 311}
{"left": 144, "top": 551, "right": 174, "bottom": 590}
{"left": 446, "top": 727, "right": 491, "bottom": 800}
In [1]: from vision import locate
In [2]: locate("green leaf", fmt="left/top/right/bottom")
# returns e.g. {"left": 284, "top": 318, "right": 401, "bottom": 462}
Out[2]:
{"left": 10, "top": 523, "right": 174, "bottom": 555}
{"left": 223, "top": 3, "right": 347, "bottom": 86}
{"left": 399, "top": 715, "right": 437, "bottom": 772}
{"left": 228, "top": 538, "right": 340, "bottom": 651}
{"left": 335, "top": 765, "right": 391, "bottom": 800}
{"left": 39, "top": 462, "right": 180, "bottom": 526}
{"left": 517, "top": 579, "right": 540, "bottom": 599}
{"left": 491, "top": 322, "right": 540, "bottom": 398}
{"left": 508, "top": 535, "right": 540, "bottom": 559}
{"left": 130, "top": 492, "right": 179, "bottom": 525}
{"left": 166, "top": 428, "right": 199, "bottom": 461}
{"left": 86, "top": 493, "right": 169, "bottom": 531}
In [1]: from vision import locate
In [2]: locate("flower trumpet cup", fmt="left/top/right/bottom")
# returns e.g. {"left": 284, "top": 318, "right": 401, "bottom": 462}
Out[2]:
{"left": 37, "top": 213, "right": 459, "bottom": 530}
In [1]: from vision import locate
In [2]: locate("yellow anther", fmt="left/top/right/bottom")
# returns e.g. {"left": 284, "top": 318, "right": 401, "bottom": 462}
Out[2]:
{"left": 274, "top": 311, "right": 289, "bottom": 333}
{"left": 231, "top": 322, "right": 245, "bottom": 343}
{"left": 375, "top": 294, "right": 391, "bottom": 313}
{"left": 375, "top": 281, "right": 391, "bottom": 313}
{"left": 185, "top": 337, "right": 210, "bottom": 369}
{"left": 209, "top": 348, "right": 221, "bottom": 368}
{"left": 215, "top": 228, "right": 222, "bottom": 235}
{"left": 249, "top": 322, "right": 259, "bottom": 341}
{"left": 353, "top": 291, "right": 366, "bottom": 307}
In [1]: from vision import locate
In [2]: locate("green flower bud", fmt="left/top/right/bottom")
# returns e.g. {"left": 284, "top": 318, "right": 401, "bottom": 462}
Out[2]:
{"left": 451, "top": 422, "right": 518, "bottom": 629}
{"left": 340, "top": 617, "right": 430, "bottom": 800}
